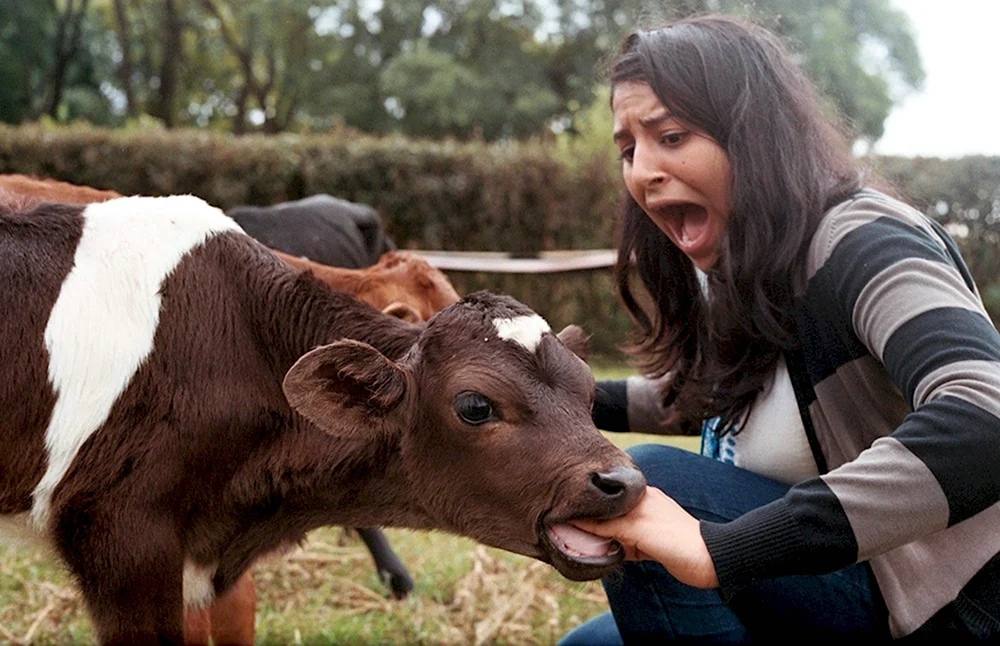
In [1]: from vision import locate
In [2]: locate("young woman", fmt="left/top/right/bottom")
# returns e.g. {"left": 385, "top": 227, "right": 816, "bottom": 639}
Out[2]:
{"left": 563, "top": 14, "right": 1000, "bottom": 644}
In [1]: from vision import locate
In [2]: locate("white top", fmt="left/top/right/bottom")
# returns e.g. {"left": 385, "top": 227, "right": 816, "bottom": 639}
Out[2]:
{"left": 700, "top": 357, "right": 820, "bottom": 485}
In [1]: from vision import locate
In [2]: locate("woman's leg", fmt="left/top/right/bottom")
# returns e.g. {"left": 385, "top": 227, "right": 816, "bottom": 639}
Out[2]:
{"left": 559, "top": 611, "right": 623, "bottom": 646}
{"left": 595, "top": 444, "right": 890, "bottom": 643}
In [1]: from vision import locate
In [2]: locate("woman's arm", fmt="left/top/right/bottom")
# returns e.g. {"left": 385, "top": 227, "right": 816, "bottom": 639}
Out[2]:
{"left": 592, "top": 375, "right": 675, "bottom": 433}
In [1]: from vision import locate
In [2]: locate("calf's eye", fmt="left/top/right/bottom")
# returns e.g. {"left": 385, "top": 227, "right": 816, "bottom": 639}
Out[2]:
{"left": 454, "top": 392, "right": 498, "bottom": 426}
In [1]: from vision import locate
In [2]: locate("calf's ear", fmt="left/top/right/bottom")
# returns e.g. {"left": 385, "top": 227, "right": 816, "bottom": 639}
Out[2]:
{"left": 283, "top": 339, "right": 408, "bottom": 438}
{"left": 557, "top": 325, "right": 591, "bottom": 362}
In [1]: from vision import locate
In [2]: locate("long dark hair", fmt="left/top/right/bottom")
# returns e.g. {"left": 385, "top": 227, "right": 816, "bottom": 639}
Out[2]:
{"left": 611, "top": 15, "right": 862, "bottom": 432}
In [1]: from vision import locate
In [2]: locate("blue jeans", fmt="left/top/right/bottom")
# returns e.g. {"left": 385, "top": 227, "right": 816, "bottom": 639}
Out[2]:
{"left": 560, "top": 444, "right": 892, "bottom": 644}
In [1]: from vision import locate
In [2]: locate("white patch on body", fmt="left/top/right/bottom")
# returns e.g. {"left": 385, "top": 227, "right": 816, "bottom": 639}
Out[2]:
{"left": 493, "top": 314, "right": 551, "bottom": 352}
{"left": 31, "top": 196, "right": 242, "bottom": 530}
{"left": 183, "top": 560, "right": 219, "bottom": 609}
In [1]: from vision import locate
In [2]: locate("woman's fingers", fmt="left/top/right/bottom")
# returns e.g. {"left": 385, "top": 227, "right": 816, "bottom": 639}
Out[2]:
{"left": 570, "top": 486, "right": 719, "bottom": 588}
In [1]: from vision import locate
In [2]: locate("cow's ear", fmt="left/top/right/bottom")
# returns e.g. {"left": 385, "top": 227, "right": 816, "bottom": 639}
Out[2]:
{"left": 381, "top": 301, "right": 423, "bottom": 323}
{"left": 283, "top": 339, "right": 407, "bottom": 438}
{"left": 557, "top": 325, "right": 591, "bottom": 362}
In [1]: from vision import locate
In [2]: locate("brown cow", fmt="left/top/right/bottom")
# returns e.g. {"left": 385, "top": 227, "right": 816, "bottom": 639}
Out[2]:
{"left": 0, "top": 173, "right": 121, "bottom": 204}
{"left": 275, "top": 249, "right": 460, "bottom": 324}
{"left": 0, "top": 195, "right": 645, "bottom": 646}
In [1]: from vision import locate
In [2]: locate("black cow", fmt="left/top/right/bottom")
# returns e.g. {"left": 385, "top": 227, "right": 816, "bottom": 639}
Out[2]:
{"left": 227, "top": 194, "right": 395, "bottom": 268}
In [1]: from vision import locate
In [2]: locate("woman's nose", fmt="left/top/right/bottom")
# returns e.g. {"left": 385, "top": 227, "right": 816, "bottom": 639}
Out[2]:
{"left": 632, "top": 145, "right": 667, "bottom": 186}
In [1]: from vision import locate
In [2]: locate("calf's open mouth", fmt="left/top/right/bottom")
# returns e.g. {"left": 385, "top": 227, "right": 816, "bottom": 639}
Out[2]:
{"left": 537, "top": 517, "right": 624, "bottom": 581}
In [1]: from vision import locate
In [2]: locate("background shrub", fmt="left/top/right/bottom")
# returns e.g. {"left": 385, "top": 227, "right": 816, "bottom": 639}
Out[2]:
{"left": 2, "top": 124, "right": 996, "bottom": 360}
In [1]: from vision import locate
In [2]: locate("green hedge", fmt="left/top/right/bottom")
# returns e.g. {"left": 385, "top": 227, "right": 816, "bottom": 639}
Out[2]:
{"left": 0, "top": 123, "right": 618, "bottom": 252}
{"left": 2, "top": 124, "right": 997, "bottom": 359}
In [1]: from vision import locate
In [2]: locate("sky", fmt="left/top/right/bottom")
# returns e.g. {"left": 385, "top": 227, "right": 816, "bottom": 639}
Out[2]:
{"left": 873, "top": 0, "right": 1000, "bottom": 158}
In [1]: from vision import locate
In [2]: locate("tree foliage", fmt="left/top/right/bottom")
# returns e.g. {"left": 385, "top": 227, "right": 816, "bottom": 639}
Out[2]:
{"left": 0, "top": 0, "right": 113, "bottom": 124}
{"left": 0, "top": 0, "right": 923, "bottom": 143}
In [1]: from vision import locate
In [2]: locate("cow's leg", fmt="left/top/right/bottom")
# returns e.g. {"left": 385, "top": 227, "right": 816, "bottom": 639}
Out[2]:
{"left": 54, "top": 507, "right": 185, "bottom": 645}
{"left": 356, "top": 527, "right": 414, "bottom": 599}
{"left": 182, "top": 606, "right": 212, "bottom": 646}
{"left": 206, "top": 570, "right": 256, "bottom": 646}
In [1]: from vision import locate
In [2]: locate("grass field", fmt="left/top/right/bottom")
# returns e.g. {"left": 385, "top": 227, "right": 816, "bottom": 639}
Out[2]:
{"left": 0, "top": 366, "right": 697, "bottom": 645}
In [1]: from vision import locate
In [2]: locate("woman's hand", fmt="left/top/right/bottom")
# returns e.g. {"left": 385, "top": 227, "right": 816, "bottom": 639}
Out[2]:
{"left": 572, "top": 486, "right": 719, "bottom": 589}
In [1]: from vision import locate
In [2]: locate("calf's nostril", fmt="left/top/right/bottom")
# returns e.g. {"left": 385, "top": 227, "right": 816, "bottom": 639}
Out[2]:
{"left": 590, "top": 472, "right": 624, "bottom": 496}
{"left": 590, "top": 466, "right": 645, "bottom": 498}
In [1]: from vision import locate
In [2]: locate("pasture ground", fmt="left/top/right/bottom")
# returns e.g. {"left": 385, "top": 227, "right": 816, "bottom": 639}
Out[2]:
{"left": 0, "top": 365, "right": 697, "bottom": 645}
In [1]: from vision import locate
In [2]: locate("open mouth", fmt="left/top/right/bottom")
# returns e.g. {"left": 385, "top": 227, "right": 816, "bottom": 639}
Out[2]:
{"left": 537, "top": 517, "right": 624, "bottom": 581}
{"left": 652, "top": 203, "right": 709, "bottom": 247}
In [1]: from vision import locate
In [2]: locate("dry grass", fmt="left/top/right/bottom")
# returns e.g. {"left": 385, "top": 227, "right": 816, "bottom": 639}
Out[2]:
{"left": 0, "top": 526, "right": 609, "bottom": 645}
{"left": 0, "top": 427, "right": 695, "bottom": 644}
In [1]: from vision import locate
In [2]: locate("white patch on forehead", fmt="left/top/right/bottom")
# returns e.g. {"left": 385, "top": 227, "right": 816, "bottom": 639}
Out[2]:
{"left": 31, "top": 195, "right": 242, "bottom": 530}
{"left": 492, "top": 314, "right": 551, "bottom": 352}
{"left": 183, "top": 560, "right": 218, "bottom": 609}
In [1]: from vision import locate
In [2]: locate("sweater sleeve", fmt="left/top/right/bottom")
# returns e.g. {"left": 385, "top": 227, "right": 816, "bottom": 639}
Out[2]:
{"left": 593, "top": 376, "right": 672, "bottom": 433}
{"left": 702, "top": 192, "right": 1000, "bottom": 597}
{"left": 592, "top": 379, "right": 630, "bottom": 433}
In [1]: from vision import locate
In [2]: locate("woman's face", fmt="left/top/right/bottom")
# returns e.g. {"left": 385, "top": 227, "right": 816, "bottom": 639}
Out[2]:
{"left": 612, "top": 81, "right": 732, "bottom": 271}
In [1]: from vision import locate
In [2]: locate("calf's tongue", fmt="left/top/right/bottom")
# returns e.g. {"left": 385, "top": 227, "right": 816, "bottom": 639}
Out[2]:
{"left": 549, "top": 523, "right": 614, "bottom": 558}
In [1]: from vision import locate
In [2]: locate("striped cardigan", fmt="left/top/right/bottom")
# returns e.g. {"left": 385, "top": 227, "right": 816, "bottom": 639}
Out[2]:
{"left": 701, "top": 189, "right": 1000, "bottom": 639}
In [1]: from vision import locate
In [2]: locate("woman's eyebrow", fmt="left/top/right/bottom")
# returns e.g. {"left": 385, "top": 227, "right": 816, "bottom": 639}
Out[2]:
{"left": 614, "top": 111, "right": 677, "bottom": 143}
{"left": 639, "top": 112, "right": 674, "bottom": 129}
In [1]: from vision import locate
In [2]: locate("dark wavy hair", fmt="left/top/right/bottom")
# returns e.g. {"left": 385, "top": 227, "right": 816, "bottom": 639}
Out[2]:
{"left": 610, "top": 15, "right": 863, "bottom": 432}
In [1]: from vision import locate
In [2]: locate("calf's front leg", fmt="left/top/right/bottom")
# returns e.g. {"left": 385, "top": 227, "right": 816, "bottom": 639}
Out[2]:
{"left": 54, "top": 507, "right": 186, "bottom": 645}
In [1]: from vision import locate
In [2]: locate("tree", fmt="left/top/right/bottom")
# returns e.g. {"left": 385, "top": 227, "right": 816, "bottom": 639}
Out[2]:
{"left": 0, "top": 1, "right": 53, "bottom": 122}
{"left": 678, "top": 0, "right": 925, "bottom": 143}
{"left": 150, "top": 0, "right": 183, "bottom": 127}
{"left": 195, "top": 0, "right": 348, "bottom": 133}
{"left": 111, "top": 0, "right": 137, "bottom": 118}
{"left": 4, "top": 0, "right": 923, "bottom": 144}
{"left": 0, "top": 0, "right": 113, "bottom": 125}
{"left": 380, "top": 46, "right": 485, "bottom": 139}
{"left": 317, "top": 0, "right": 924, "bottom": 142}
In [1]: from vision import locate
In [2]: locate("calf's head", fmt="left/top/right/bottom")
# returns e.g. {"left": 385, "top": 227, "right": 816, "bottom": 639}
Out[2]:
{"left": 283, "top": 291, "right": 645, "bottom": 581}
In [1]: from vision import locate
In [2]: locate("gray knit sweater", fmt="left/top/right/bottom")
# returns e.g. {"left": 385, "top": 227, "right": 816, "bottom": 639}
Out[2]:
{"left": 701, "top": 189, "right": 1000, "bottom": 639}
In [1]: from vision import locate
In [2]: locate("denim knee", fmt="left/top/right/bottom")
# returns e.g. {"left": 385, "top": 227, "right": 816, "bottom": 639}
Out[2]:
{"left": 626, "top": 442, "right": 694, "bottom": 474}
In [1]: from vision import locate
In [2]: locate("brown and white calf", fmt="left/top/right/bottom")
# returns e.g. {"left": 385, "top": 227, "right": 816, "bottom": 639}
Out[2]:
{"left": 0, "top": 195, "right": 645, "bottom": 645}
{"left": 0, "top": 174, "right": 456, "bottom": 640}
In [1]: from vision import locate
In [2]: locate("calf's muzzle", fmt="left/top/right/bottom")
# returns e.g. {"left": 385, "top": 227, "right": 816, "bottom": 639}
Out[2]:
{"left": 538, "top": 463, "right": 646, "bottom": 581}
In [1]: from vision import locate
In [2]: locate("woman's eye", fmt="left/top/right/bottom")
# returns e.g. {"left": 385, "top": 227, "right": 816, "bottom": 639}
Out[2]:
{"left": 618, "top": 145, "right": 635, "bottom": 162}
{"left": 454, "top": 392, "right": 498, "bottom": 426}
{"left": 661, "top": 131, "right": 687, "bottom": 146}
